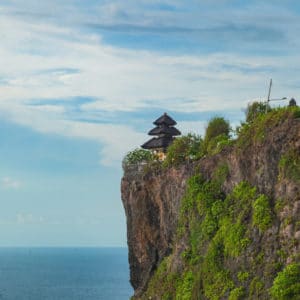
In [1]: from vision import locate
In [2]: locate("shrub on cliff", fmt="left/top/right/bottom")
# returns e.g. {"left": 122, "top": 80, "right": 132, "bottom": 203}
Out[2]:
{"left": 163, "top": 134, "right": 203, "bottom": 167}
{"left": 270, "top": 263, "right": 300, "bottom": 299}
{"left": 278, "top": 148, "right": 300, "bottom": 183}
{"left": 204, "top": 117, "right": 230, "bottom": 141}
{"left": 236, "top": 105, "right": 300, "bottom": 149}
{"left": 246, "top": 101, "right": 270, "bottom": 123}
{"left": 123, "top": 148, "right": 154, "bottom": 166}
{"left": 203, "top": 117, "right": 231, "bottom": 155}
{"left": 252, "top": 194, "right": 272, "bottom": 232}
{"left": 205, "top": 133, "right": 233, "bottom": 155}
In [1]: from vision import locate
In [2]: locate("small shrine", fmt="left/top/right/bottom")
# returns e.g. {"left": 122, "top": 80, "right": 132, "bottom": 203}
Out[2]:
{"left": 141, "top": 112, "right": 181, "bottom": 160}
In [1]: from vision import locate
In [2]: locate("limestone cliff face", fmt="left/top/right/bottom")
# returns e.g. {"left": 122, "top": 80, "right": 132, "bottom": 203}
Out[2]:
{"left": 121, "top": 111, "right": 300, "bottom": 299}
{"left": 121, "top": 165, "right": 193, "bottom": 296}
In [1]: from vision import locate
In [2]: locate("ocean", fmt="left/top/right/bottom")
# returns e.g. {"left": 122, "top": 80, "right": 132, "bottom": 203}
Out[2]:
{"left": 0, "top": 247, "right": 133, "bottom": 300}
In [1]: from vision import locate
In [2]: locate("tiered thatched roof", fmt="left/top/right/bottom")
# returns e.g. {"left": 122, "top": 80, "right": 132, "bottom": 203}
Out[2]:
{"left": 141, "top": 113, "right": 181, "bottom": 151}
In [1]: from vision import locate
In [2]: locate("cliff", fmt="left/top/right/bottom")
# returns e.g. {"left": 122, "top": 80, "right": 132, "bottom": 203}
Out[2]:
{"left": 121, "top": 106, "right": 300, "bottom": 299}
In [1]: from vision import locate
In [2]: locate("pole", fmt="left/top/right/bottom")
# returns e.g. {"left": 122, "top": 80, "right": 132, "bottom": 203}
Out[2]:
{"left": 267, "top": 78, "right": 272, "bottom": 103}
{"left": 266, "top": 78, "right": 272, "bottom": 113}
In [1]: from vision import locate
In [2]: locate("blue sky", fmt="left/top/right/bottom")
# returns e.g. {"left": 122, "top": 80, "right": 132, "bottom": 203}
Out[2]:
{"left": 0, "top": 0, "right": 299, "bottom": 246}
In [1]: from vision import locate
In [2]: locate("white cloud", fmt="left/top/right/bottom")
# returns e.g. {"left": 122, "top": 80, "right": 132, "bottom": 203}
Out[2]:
{"left": 0, "top": 213, "right": 42, "bottom": 225}
{"left": 1, "top": 177, "right": 22, "bottom": 189}
{"left": 0, "top": 11, "right": 288, "bottom": 112}
{"left": 17, "top": 213, "right": 37, "bottom": 224}
{"left": 0, "top": 213, "right": 107, "bottom": 226}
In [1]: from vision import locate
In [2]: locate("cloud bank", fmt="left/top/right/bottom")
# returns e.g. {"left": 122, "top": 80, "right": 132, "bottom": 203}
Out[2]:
{"left": 1, "top": 177, "right": 22, "bottom": 189}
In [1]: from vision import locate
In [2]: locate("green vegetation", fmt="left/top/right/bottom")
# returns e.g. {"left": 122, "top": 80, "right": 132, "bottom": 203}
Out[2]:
{"left": 249, "top": 277, "right": 265, "bottom": 298}
{"left": 175, "top": 271, "right": 194, "bottom": 300}
{"left": 205, "top": 133, "right": 233, "bottom": 156}
{"left": 275, "top": 198, "right": 285, "bottom": 214}
{"left": 203, "top": 269, "right": 234, "bottom": 300}
{"left": 123, "top": 148, "right": 155, "bottom": 166}
{"left": 144, "top": 257, "right": 179, "bottom": 300}
{"left": 204, "top": 116, "right": 231, "bottom": 142}
{"left": 164, "top": 117, "right": 232, "bottom": 167}
{"left": 146, "top": 174, "right": 279, "bottom": 299}
{"left": 245, "top": 101, "right": 270, "bottom": 123}
{"left": 224, "top": 181, "right": 256, "bottom": 222}
{"left": 219, "top": 217, "right": 249, "bottom": 257}
{"left": 236, "top": 105, "right": 300, "bottom": 149}
{"left": 237, "top": 271, "right": 249, "bottom": 282}
{"left": 270, "top": 263, "right": 300, "bottom": 300}
{"left": 165, "top": 104, "right": 300, "bottom": 167}
{"left": 229, "top": 287, "right": 246, "bottom": 300}
{"left": 213, "top": 163, "right": 230, "bottom": 184}
{"left": 203, "top": 117, "right": 231, "bottom": 155}
{"left": 252, "top": 194, "right": 272, "bottom": 231}
{"left": 163, "top": 133, "right": 203, "bottom": 167}
{"left": 278, "top": 149, "right": 300, "bottom": 182}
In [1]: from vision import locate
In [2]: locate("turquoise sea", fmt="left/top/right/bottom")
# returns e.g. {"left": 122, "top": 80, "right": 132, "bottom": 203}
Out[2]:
{"left": 0, "top": 247, "right": 133, "bottom": 300}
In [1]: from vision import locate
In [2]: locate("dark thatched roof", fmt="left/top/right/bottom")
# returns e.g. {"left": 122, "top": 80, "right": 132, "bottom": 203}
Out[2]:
{"left": 148, "top": 124, "right": 181, "bottom": 136}
{"left": 153, "top": 112, "right": 177, "bottom": 126}
{"left": 141, "top": 136, "right": 174, "bottom": 150}
{"left": 141, "top": 112, "right": 180, "bottom": 150}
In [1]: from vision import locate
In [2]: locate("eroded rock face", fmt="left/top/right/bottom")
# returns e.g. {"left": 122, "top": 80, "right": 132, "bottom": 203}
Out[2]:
{"left": 121, "top": 164, "right": 193, "bottom": 296}
{"left": 121, "top": 116, "right": 300, "bottom": 298}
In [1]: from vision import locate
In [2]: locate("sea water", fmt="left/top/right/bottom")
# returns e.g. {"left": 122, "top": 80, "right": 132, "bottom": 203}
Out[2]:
{"left": 0, "top": 247, "right": 133, "bottom": 300}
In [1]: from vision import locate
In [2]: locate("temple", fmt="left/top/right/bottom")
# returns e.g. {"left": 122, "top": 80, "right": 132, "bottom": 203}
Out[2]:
{"left": 141, "top": 112, "right": 181, "bottom": 160}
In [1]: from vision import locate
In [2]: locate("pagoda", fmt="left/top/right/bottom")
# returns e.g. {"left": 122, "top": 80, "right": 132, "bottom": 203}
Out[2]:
{"left": 141, "top": 112, "right": 181, "bottom": 160}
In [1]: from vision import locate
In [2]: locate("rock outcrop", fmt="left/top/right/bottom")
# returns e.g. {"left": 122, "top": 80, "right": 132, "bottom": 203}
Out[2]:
{"left": 121, "top": 164, "right": 193, "bottom": 296}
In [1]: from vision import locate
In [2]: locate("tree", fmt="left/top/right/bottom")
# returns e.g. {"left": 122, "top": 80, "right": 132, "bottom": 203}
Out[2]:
{"left": 123, "top": 148, "right": 154, "bottom": 166}
{"left": 203, "top": 117, "right": 231, "bottom": 155}
{"left": 164, "top": 134, "right": 203, "bottom": 167}
{"left": 204, "top": 117, "right": 230, "bottom": 142}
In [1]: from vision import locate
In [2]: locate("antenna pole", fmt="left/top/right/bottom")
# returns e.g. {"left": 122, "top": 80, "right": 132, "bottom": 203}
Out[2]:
{"left": 267, "top": 78, "right": 272, "bottom": 103}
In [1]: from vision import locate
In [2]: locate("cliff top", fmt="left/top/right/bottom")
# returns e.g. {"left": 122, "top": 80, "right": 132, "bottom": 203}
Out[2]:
{"left": 123, "top": 103, "right": 300, "bottom": 178}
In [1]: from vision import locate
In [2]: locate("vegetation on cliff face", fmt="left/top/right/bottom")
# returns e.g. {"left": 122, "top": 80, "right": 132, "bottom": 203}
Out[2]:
{"left": 143, "top": 178, "right": 275, "bottom": 299}
{"left": 122, "top": 104, "right": 300, "bottom": 300}
{"left": 278, "top": 149, "right": 300, "bottom": 182}
{"left": 270, "top": 263, "right": 300, "bottom": 299}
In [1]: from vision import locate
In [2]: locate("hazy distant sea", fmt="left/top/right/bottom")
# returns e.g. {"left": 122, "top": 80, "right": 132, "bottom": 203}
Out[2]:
{"left": 0, "top": 247, "right": 133, "bottom": 300}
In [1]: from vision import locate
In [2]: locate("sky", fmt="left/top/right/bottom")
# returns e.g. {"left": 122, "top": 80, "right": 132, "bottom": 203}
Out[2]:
{"left": 0, "top": 0, "right": 299, "bottom": 247}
